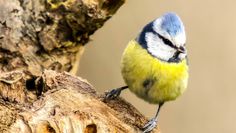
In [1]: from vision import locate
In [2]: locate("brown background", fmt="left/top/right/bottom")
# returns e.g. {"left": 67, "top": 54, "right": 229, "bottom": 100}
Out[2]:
{"left": 79, "top": 0, "right": 236, "bottom": 133}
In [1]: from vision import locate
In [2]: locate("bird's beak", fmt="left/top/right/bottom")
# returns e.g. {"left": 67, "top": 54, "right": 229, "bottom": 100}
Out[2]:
{"left": 177, "top": 47, "right": 186, "bottom": 53}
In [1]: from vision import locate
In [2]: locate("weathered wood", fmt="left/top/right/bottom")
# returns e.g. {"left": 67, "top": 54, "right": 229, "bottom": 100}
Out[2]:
{"left": 0, "top": 70, "right": 159, "bottom": 133}
{"left": 0, "top": 0, "right": 125, "bottom": 75}
{"left": 0, "top": 0, "right": 161, "bottom": 132}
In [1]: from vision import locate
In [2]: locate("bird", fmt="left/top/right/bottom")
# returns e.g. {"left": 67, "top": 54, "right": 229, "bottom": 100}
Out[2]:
{"left": 105, "top": 12, "right": 189, "bottom": 133}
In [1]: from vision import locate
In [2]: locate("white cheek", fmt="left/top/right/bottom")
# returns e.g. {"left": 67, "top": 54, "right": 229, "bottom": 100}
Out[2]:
{"left": 145, "top": 32, "right": 176, "bottom": 61}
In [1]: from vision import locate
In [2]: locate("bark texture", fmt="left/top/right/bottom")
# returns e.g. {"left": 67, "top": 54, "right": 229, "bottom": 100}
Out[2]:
{"left": 0, "top": 0, "right": 124, "bottom": 75}
{"left": 1, "top": 70, "right": 160, "bottom": 133}
{"left": 0, "top": 0, "right": 161, "bottom": 132}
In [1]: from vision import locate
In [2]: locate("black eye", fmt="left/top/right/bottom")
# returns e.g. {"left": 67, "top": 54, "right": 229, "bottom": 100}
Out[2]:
{"left": 179, "top": 46, "right": 185, "bottom": 52}
{"left": 156, "top": 33, "right": 176, "bottom": 49}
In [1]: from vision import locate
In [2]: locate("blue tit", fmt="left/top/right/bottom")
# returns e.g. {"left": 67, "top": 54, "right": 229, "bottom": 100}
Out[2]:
{"left": 105, "top": 12, "right": 188, "bottom": 133}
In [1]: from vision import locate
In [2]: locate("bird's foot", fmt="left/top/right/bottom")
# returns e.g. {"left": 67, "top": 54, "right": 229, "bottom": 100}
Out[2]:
{"left": 142, "top": 118, "right": 157, "bottom": 133}
{"left": 105, "top": 89, "right": 122, "bottom": 100}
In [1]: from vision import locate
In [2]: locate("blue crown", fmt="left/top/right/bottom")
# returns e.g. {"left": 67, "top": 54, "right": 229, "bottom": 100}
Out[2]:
{"left": 160, "top": 12, "right": 184, "bottom": 36}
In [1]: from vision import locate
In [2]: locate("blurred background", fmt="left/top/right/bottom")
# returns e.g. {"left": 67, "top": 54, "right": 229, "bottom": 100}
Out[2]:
{"left": 78, "top": 0, "right": 236, "bottom": 133}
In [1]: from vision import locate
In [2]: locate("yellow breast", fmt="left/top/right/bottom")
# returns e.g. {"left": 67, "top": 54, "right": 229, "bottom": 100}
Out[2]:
{"left": 121, "top": 40, "right": 189, "bottom": 104}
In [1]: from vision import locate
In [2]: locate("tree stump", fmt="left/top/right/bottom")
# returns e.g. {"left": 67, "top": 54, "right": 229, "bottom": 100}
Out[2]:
{"left": 0, "top": 0, "right": 160, "bottom": 132}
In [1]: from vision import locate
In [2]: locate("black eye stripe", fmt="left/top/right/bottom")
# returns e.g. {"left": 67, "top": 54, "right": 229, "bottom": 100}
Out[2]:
{"left": 156, "top": 33, "right": 177, "bottom": 49}
{"left": 147, "top": 24, "right": 177, "bottom": 49}
{"left": 137, "top": 22, "right": 180, "bottom": 51}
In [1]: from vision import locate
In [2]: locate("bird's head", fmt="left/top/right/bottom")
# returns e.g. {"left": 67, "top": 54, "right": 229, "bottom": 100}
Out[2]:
{"left": 136, "top": 12, "right": 187, "bottom": 63}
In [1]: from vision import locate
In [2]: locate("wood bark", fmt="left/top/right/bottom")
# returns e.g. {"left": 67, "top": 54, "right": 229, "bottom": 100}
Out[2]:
{"left": 0, "top": 0, "right": 161, "bottom": 132}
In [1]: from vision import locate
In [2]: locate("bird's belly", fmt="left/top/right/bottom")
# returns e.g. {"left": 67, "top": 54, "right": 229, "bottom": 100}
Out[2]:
{"left": 121, "top": 40, "right": 189, "bottom": 104}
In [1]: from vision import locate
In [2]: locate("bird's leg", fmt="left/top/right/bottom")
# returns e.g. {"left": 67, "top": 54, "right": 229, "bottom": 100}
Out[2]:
{"left": 105, "top": 86, "right": 128, "bottom": 100}
{"left": 143, "top": 102, "right": 164, "bottom": 133}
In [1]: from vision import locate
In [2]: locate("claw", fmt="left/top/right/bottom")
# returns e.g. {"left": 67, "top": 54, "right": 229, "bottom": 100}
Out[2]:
{"left": 142, "top": 118, "right": 157, "bottom": 133}
{"left": 104, "top": 86, "right": 128, "bottom": 101}
{"left": 105, "top": 89, "right": 121, "bottom": 100}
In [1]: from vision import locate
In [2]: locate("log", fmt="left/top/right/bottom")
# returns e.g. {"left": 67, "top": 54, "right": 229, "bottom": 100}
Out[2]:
{"left": 0, "top": 70, "right": 160, "bottom": 132}
{"left": 0, "top": 0, "right": 161, "bottom": 132}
